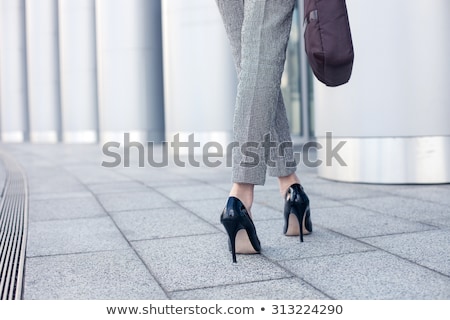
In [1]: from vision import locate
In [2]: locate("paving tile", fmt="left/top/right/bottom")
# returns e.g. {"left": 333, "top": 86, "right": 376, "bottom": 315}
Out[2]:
{"left": 87, "top": 181, "right": 149, "bottom": 194}
{"left": 255, "top": 222, "right": 373, "bottom": 261}
{"left": 386, "top": 186, "right": 450, "bottom": 206}
{"left": 29, "top": 191, "right": 93, "bottom": 201}
{"left": 26, "top": 217, "right": 129, "bottom": 257}
{"left": 29, "top": 196, "right": 106, "bottom": 221}
{"left": 145, "top": 178, "right": 204, "bottom": 188}
{"left": 96, "top": 191, "right": 175, "bottom": 212}
{"left": 254, "top": 190, "right": 285, "bottom": 211}
{"left": 247, "top": 203, "right": 283, "bottom": 221}
{"left": 121, "top": 168, "right": 188, "bottom": 186}
{"left": 24, "top": 250, "right": 167, "bottom": 299}
{"left": 280, "top": 251, "right": 450, "bottom": 299}
{"left": 154, "top": 184, "right": 229, "bottom": 202}
{"left": 170, "top": 166, "right": 232, "bottom": 182}
{"left": 254, "top": 191, "right": 344, "bottom": 215}
{"left": 361, "top": 230, "right": 450, "bottom": 276}
{"left": 344, "top": 196, "right": 450, "bottom": 222}
{"left": 170, "top": 278, "right": 328, "bottom": 300}
{"left": 24, "top": 166, "right": 69, "bottom": 179}
{"left": 427, "top": 218, "right": 450, "bottom": 228}
{"left": 305, "top": 182, "right": 390, "bottom": 200}
{"left": 308, "top": 194, "right": 346, "bottom": 209}
{"left": 181, "top": 171, "right": 234, "bottom": 185}
{"left": 212, "top": 182, "right": 234, "bottom": 192}
{"left": 27, "top": 176, "right": 87, "bottom": 194}
{"left": 111, "top": 207, "right": 218, "bottom": 241}
{"left": 2, "top": 143, "right": 449, "bottom": 300}
{"left": 133, "top": 234, "right": 290, "bottom": 292}
{"left": 358, "top": 183, "right": 423, "bottom": 193}
{"left": 0, "top": 161, "right": 6, "bottom": 182}
{"left": 64, "top": 164, "right": 130, "bottom": 184}
{"left": 179, "top": 199, "right": 282, "bottom": 226}
{"left": 311, "top": 205, "right": 434, "bottom": 238}
{"left": 178, "top": 198, "right": 226, "bottom": 225}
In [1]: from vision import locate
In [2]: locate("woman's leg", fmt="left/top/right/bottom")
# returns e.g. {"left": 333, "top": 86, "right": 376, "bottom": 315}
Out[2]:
{"left": 216, "top": 1, "right": 309, "bottom": 262}
{"left": 232, "top": 0, "right": 296, "bottom": 186}
{"left": 216, "top": 0, "right": 256, "bottom": 211}
{"left": 215, "top": 0, "right": 244, "bottom": 75}
{"left": 217, "top": 0, "right": 297, "bottom": 210}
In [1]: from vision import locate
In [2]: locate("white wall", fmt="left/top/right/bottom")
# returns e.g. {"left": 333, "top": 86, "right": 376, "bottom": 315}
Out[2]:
{"left": 315, "top": 0, "right": 450, "bottom": 183}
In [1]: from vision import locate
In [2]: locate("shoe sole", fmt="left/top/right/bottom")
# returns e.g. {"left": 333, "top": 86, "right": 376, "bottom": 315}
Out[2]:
{"left": 285, "top": 213, "right": 311, "bottom": 236}
{"left": 235, "top": 229, "right": 259, "bottom": 254}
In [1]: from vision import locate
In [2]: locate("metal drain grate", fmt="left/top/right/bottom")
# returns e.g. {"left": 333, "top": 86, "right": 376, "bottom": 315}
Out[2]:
{"left": 0, "top": 152, "right": 28, "bottom": 300}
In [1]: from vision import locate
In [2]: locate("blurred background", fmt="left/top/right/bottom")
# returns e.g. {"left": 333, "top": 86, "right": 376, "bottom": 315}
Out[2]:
{"left": 0, "top": 0, "right": 449, "bottom": 184}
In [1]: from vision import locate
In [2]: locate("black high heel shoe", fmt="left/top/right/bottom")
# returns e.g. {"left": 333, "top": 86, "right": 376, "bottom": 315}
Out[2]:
{"left": 220, "top": 197, "right": 261, "bottom": 263}
{"left": 283, "top": 183, "right": 312, "bottom": 242}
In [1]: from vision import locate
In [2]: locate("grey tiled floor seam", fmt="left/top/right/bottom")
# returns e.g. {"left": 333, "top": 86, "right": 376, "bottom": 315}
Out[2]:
{"left": 2, "top": 144, "right": 449, "bottom": 299}
{"left": 22, "top": 153, "right": 173, "bottom": 299}
{"left": 318, "top": 227, "right": 450, "bottom": 278}
{"left": 102, "top": 167, "right": 335, "bottom": 299}
{"left": 82, "top": 185, "right": 173, "bottom": 299}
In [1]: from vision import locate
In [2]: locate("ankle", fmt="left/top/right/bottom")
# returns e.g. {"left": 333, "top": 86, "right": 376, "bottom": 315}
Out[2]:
{"left": 278, "top": 174, "right": 300, "bottom": 197}
{"left": 229, "top": 183, "right": 254, "bottom": 213}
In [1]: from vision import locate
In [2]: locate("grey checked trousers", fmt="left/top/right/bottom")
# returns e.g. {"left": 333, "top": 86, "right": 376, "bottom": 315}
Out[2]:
{"left": 216, "top": 0, "right": 297, "bottom": 185}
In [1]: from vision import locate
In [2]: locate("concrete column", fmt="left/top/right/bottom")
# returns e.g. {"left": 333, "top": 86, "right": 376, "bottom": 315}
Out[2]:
{"left": 161, "top": 0, "right": 236, "bottom": 149}
{"left": 0, "top": 0, "right": 28, "bottom": 142}
{"left": 58, "top": 0, "right": 98, "bottom": 143}
{"left": 25, "top": 0, "right": 61, "bottom": 143}
{"left": 314, "top": 0, "right": 450, "bottom": 183}
{"left": 96, "top": 0, "right": 164, "bottom": 144}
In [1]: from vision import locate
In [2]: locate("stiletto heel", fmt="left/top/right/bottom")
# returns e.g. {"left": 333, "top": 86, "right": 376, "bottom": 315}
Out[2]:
{"left": 221, "top": 219, "right": 239, "bottom": 263}
{"left": 283, "top": 184, "right": 312, "bottom": 242}
{"left": 220, "top": 197, "right": 261, "bottom": 263}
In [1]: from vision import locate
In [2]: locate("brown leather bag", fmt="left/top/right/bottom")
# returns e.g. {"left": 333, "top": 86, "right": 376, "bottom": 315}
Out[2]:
{"left": 303, "top": 0, "right": 354, "bottom": 87}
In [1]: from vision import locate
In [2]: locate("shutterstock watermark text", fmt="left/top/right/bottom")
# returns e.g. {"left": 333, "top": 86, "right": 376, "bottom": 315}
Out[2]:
{"left": 101, "top": 132, "right": 347, "bottom": 168}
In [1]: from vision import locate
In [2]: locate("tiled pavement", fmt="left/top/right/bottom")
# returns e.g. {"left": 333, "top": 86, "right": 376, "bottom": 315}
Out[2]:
{"left": 0, "top": 143, "right": 449, "bottom": 300}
